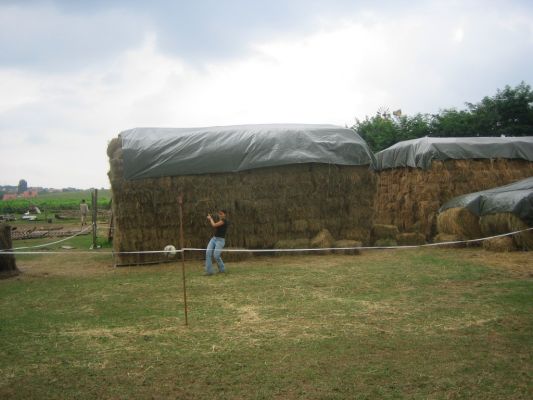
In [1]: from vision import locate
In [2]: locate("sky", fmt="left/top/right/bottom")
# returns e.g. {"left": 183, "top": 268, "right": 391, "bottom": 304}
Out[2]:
{"left": 1, "top": 0, "right": 532, "bottom": 189}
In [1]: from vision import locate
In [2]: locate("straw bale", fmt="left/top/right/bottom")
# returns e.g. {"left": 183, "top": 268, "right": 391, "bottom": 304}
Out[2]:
{"left": 396, "top": 232, "right": 426, "bottom": 246}
{"left": 333, "top": 240, "right": 362, "bottom": 255}
{"left": 372, "top": 224, "right": 399, "bottom": 240}
{"left": 108, "top": 139, "right": 377, "bottom": 265}
{"left": 436, "top": 207, "right": 481, "bottom": 239}
{"left": 339, "top": 227, "right": 370, "bottom": 243}
{"left": 375, "top": 159, "right": 533, "bottom": 240}
{"left": 433, "top": 233, "right": 465, "bottom": 248}
{"left": 374, "top": 238, "right": 397, "bottom": 247}
{"left": 479, "top": 213, "right": 533, "bottom": 250}
{"left": 311, "top": 229, "right": 335, "bottom": 249}
{"left": 482, "top": 237, "right": 517, "bottom": 252}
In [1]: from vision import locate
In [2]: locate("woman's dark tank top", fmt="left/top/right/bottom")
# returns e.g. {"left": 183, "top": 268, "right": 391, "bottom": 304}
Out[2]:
{"left": 214, "top": 220, "right": 229, "bottom": 238}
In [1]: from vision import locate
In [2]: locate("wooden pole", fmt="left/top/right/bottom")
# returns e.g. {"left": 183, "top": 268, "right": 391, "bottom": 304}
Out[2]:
{"left": 91, "top": 189, "right": 98, "bottom": 249}
{"left": 178, "top": 194, "right": 189, "bottom": 326}
{"left": 0, "top": 224, "right": 19, "bottom": 277}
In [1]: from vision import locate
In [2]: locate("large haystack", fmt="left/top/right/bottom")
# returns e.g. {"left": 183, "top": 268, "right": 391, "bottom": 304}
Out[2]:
{"left": 108, "top": 124, "right": 377, "bottom": 265}
{"left": 374, "top": 137, "right": 533, "bottom": 238}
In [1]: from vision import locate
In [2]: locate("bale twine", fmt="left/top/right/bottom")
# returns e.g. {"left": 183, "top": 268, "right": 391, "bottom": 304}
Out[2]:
{"left": 436, "top": 207, "right": 481, "bottom": 239}
{"left": 375, "top": 159, "right": 533, "bottom": 240}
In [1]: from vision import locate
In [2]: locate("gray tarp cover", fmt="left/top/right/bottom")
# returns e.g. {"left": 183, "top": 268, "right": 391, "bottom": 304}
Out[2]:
{"left": 120, "top": 124, "right": 375, "bottom": 180}
{"left": 439, "top": 177, "right": 533, "bottom": 225}
{"left": 375, "top": 136, "right": 533, "bottom": 170}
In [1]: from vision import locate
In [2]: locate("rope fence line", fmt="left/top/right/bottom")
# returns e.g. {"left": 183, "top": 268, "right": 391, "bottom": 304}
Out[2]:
{"left": 0, "top": 226, "right": 531, "bottom": 256}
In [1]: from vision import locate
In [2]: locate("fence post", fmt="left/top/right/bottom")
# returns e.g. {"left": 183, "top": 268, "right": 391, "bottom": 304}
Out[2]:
{"left": 0, "top": 224, "right": 19, "bottom": 277}
{"left": 91, "top": 189, "right": 98, "bottom": 249}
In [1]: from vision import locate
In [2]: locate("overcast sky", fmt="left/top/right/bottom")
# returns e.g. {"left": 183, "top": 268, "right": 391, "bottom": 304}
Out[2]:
{"left": 1, "top": 0, "right": 532, "bottom": 188}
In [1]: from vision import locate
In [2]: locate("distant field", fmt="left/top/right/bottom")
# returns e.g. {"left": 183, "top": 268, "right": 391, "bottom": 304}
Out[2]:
{"left": 0, "top": 190, "right": 111, "bottom": 214}
{"left": 0, "top": 245, "right": 531, "bottom": 399}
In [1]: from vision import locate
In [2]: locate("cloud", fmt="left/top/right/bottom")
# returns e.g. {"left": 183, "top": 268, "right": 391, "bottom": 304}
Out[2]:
{"left": 0, "top": 0, "right": 532, "bottom": 188}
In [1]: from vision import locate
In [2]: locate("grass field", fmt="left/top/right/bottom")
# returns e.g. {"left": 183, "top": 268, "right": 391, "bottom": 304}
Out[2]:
{"left": 1, "top": 238, "right": 532, "bottom": 399}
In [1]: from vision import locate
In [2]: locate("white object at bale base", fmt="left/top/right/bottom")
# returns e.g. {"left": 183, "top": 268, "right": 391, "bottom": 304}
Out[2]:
{"left": 164, "top": 245, "right": 177, "bottom": 258}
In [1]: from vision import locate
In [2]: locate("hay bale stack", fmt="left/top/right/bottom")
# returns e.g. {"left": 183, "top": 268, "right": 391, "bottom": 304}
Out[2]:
{"left": 483, "top": 237, "right": 517, "bottom": 252}
{"left": 376, "top": 158, "right": 533, "bottom": 239}
{"left": 108, "top": 130, "right": 377, "bottom": 265}
{"left": 436, "top": 207, "right": 481, "bottom": 239}
{"left": 480, "top": 213, "right": 533, "bottom": 251}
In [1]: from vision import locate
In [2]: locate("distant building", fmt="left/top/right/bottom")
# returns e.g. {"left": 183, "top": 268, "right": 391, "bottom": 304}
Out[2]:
{"left": 22, "top": 189, "right": 38, "bottom": 198}
{"left": 2, "top": 194, "right": 17, "bottom": 201}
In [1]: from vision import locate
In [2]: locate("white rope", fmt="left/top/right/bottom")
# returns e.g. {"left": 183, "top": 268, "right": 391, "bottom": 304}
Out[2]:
{"left": 183, "top": 226, "right": 533, "bottom": 252}
{"left": 1, "top": 227, "right": 531, "bottom": 256}
{"left": 1, "top": 226, "right": 93, "bottom": 251}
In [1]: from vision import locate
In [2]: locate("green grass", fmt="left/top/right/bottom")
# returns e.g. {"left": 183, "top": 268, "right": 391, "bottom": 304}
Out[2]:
{"left": 0, "top": 249, "right": 532, "bottom": 399}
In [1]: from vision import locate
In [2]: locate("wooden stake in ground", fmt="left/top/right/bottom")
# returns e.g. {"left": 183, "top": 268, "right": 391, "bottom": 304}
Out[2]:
{"left": 178, "top": 194, "right": 189, "bottom": 326}
{"left": 91, "top": 189, "right": 98, "bottom": 249}
{"left": 0, "top": 224, "right": 19, "bottom": 277}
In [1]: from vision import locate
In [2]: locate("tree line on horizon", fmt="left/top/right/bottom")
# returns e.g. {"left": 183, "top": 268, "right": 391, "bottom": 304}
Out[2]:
{"left": 352, "top": 82, "right": 533, "bottom": 152}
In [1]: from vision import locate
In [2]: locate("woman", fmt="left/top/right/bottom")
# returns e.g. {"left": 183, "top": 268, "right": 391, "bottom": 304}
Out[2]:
{"left": 205, "top": 209, "right": 229, "bottom": 275}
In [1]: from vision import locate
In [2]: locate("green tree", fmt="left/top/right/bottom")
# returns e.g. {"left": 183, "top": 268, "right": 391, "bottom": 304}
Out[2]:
{"left": 466, "top": 81, "right": 533, "bottom": 136}
{"left": 354, "top": 82, "right": 533, "bottom": 151}
{"left": 354, "top": 114, "right": 399, "bottom": 152}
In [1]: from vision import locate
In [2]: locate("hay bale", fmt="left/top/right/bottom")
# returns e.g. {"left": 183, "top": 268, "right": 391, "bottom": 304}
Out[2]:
{"left": 480, "top": 213, "right": 533, "bottom": 250}
{"left": 311, "top": 229, "right": 335, "bottom": 248}
{"left": 333, "top": 239, "right": 362, "bottom": 255}
{"left": 483, "top": 237, "right": 517, "bottom": 252}
{"left": 372, "top": 224, "right": 399, "bottom": 240}
{"left": 433, "top": 233, "right": 465, "bottom": 248}
{"left": 396, "top": 232, "right": 426, "bottom": 246}
{"left": 375, "top": 159, "right": 533, "bottom": 239}
{"left": 436, "top": 207, "right": 481, "bottom": 239}
{"left": 374, "top": 238, "right": 398, "bottom": 247}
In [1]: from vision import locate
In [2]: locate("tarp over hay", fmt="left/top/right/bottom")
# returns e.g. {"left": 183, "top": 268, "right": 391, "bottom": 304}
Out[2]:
{"left": 439, "top": 177, "right": 533, "bottom": 224}
{"left": 121, "top": 124, "right": 376, "bottom": 179}
{"left": 376, "top": 136, "right": 533, "bottom": 170}
{"left": 374, "top": 136, "right": 533, "bottom": 239}
{"left": 108, "top": 124, "right": 377, "bottom": 265}
{"left": 437, "top": 177, "right": 533, "bottom": 250}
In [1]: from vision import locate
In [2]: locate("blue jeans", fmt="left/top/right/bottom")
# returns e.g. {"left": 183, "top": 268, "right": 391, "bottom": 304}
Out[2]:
{"left": 205, "top": 237, "right": 226, "bottom": 274}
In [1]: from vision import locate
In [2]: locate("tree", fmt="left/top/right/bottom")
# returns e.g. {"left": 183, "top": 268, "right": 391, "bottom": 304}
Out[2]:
{"left": 17, "top": 179, "right": 28, "bottom": 194}
{"left": 466, "top": 81, "right": 533, "bottom": 136}
{"left": 353, "top": 112, "right": 431, "bottom": 152}
{"left": 353, "top": 82, "right": 533, "bottom": 151}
